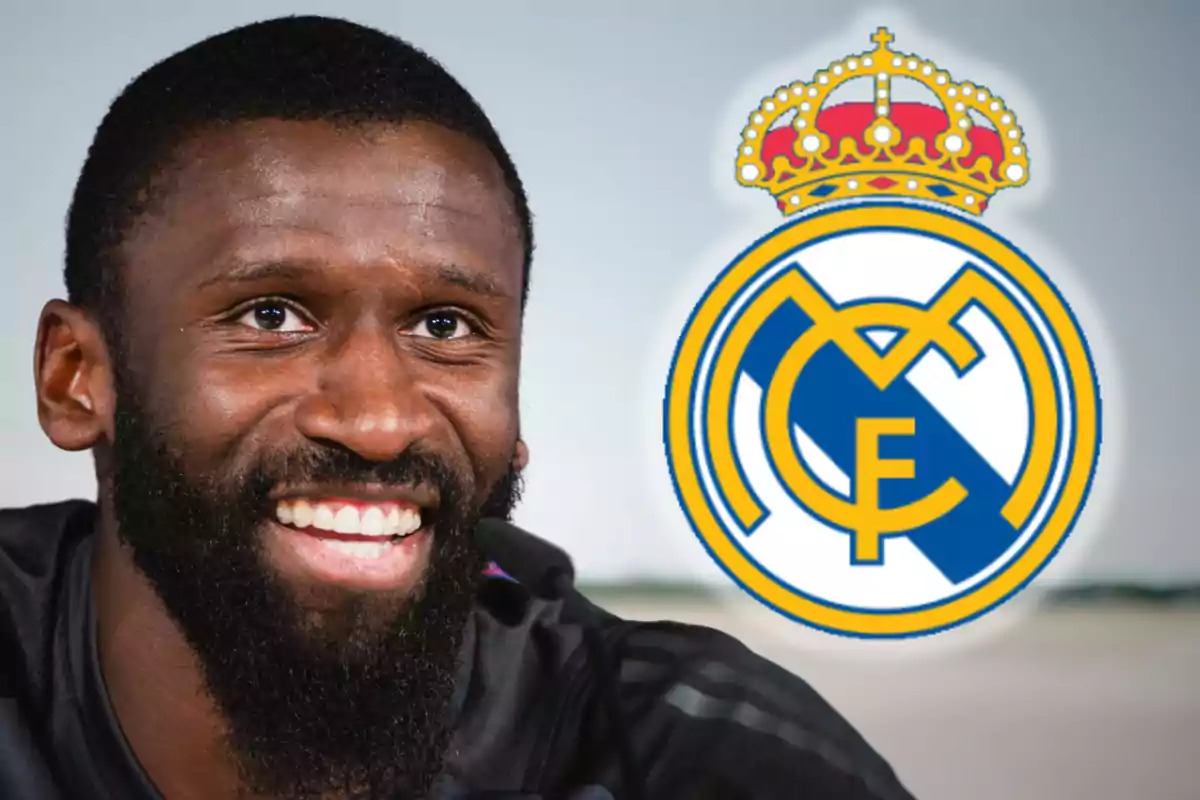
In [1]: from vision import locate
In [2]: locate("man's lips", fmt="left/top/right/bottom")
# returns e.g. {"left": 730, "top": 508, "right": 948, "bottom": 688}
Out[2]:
{"left": 264, "top": 519, "right": 433, "bottom": 592}
{"left": 260, "top": 485, "right": 442, "bottom": 589}
{"left": 264, "top": 494, "right": 435, "bottom": 591}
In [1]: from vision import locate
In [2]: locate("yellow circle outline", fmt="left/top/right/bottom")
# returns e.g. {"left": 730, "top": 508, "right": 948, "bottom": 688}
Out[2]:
{"left": 665, "top": 204, "right": 1099, "bottom": 636}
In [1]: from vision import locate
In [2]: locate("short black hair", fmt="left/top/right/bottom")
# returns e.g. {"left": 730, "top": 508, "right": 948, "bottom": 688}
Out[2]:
{"left": 65, "top": 15, "right": 533, "bottom": 341}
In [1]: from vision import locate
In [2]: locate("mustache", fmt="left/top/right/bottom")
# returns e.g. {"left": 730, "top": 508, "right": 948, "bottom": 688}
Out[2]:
{"left": 234, "top": 443, "right": 471, "bottom": 513}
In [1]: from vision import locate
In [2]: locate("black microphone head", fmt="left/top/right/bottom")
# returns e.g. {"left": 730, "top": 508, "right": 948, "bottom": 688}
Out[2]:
{"left": 474, "top": 517, "right": 575, "bottom": 599}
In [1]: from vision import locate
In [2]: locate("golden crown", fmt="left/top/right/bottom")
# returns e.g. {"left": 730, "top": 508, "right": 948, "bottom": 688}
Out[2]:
{"left": 735, "top": 27, "right": 1029, "bottom": 216}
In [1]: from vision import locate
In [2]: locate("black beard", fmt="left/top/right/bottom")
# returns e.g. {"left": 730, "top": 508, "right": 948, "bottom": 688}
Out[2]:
{"left": 106, "top": 379, "right": 522, "bottom": 799}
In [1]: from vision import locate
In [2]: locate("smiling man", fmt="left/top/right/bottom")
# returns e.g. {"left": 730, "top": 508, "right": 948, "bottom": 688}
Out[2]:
{"left": 0, "top": 15, "right": 916, "bottom": 800}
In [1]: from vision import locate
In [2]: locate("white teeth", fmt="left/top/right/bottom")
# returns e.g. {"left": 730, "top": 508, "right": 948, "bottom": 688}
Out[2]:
{"left": 322, "top": 539, "right": 391, "bottom": 559}
{"left": 292, "top": 500, "right": 314, "bottom": 528}
{"left": 361, "top": 506, "right": 386, "bottom": 536}
{"left": 275, "top": 500, "right": 421, "bottom": 538}
{"left": 313, "top": 504, "right": 337, "bottom": 531}
{"left": 333, "top": 506, "right": 361, "bottom": 534}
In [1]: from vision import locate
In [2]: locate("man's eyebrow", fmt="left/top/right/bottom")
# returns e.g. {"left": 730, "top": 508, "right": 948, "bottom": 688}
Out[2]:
{"left": 432, "top": 263, "right": 512, "bottom": 299}
{"left": 195, "top": 259, "right": 513, "bottom": 298}
{"left": 195, "top": 260, "right": 314, "bottom": 290}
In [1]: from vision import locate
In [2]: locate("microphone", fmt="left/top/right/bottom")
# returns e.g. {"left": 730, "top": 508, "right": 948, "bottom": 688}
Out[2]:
{"left": 473, "top": 518, "right": 646, "bottom": 800}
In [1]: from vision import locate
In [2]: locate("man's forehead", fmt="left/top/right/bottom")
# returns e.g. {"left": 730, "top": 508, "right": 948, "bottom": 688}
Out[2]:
{"left": 164, "top": 118, "right": 516, "bottom": 223}
{"left": 118, "top": 118, "right": 524, "bottom": 296}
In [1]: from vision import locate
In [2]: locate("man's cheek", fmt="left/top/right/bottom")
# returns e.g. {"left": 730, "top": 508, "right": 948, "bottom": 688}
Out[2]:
{"left": 459, "top": 410, "right": 520, "bottom": 501}
{"left": 168, "top": 369, "right": 281, "bottom": 469}
{"left": 425, "top": 363, "right": 516, "bottom": 437}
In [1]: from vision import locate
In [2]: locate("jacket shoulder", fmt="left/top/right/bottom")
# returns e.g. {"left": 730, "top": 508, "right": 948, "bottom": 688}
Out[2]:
{"left": 0, "top": 500, "right": 96, "bottom": 696}
{"left": 606, "top": 618, "right": 916, "bottom": 799}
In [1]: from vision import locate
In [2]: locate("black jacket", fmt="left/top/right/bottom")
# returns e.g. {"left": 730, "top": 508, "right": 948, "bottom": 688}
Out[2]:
{"left": 0, "top": 500, "right": 916, "bottom": 799}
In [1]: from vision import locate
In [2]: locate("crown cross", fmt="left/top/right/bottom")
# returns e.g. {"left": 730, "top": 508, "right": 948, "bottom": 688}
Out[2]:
{"left": 733, "top": 28, "right": 1029, "bottom": 217}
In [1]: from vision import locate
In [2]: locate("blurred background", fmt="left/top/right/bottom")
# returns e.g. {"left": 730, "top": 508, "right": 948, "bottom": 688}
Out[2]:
{"left": 2, "top": 1, "right": 1196, "bottom": 798}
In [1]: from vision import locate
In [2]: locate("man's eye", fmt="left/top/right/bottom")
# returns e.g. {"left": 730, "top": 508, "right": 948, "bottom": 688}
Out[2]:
{"left": 236, "top": 301, "right": 312, "bottom": 333}
{"left": 410, "top": 311, "right": 472, "bottom": 340}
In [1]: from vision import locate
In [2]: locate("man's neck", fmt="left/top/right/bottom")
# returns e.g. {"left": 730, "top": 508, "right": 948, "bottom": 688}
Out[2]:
{"left": 90, "top": 521, "right": 248, "bottom": 799}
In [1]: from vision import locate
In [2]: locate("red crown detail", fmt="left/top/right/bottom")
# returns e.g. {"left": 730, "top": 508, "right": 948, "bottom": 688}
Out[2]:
{"left": 735, "top": 28, "right": 1030, "bottom": 216}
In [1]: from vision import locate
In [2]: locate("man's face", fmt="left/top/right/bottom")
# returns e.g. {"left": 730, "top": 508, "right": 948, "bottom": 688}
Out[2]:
{"left": 99, "top": 118, "right": 526, "bottom": 797}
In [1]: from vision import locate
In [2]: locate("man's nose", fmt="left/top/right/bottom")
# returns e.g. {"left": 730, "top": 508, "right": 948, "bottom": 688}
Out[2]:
{"left": 293, "top": 325, "right": 436, "bottom": 463}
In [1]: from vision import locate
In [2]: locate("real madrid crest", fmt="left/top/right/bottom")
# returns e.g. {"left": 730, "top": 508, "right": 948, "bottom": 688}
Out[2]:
{"left": 663, "top": 28, "right": 1102, "bottom": 638}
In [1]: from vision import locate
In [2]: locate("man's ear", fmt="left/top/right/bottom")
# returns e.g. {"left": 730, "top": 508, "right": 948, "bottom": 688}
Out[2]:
{"left": 512, "top": 438, "right": 529, "bottom": 472}
{"left": 34, "top": 300, "right": 115, "bottom": 451}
